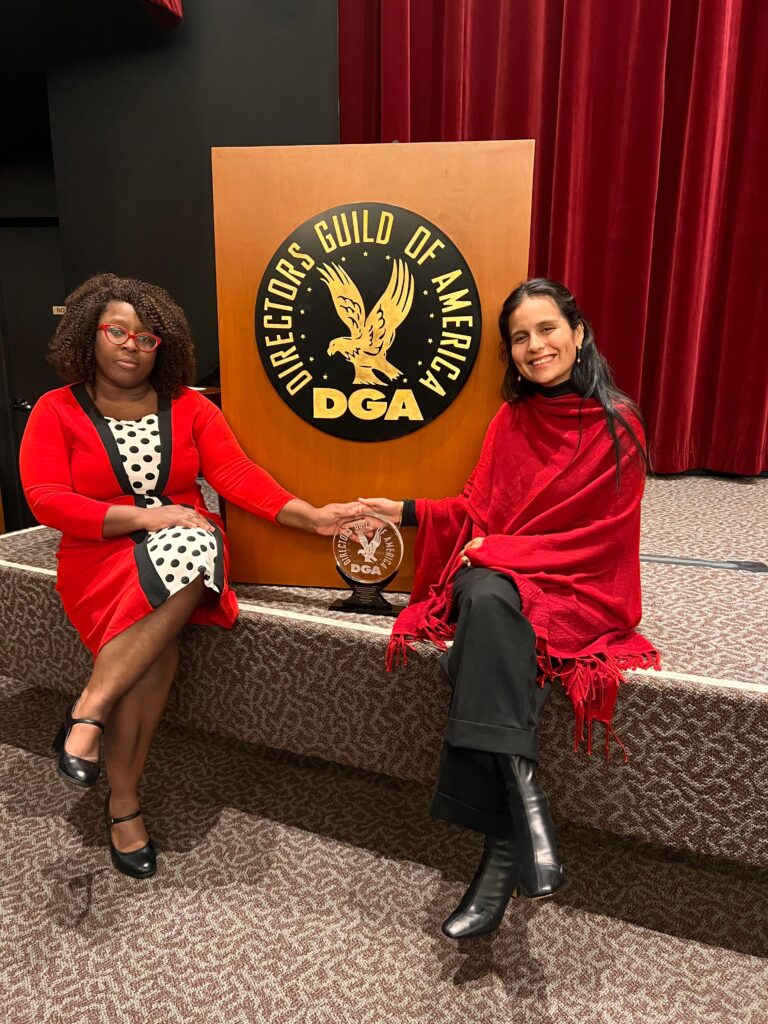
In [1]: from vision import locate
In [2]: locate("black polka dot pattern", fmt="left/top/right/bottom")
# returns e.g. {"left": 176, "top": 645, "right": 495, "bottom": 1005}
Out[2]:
{"left": 104, "top": 412, "right": 221, "bottom": 599}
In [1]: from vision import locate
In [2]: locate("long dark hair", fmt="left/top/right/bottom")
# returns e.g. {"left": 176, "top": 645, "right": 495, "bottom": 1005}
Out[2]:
{"left": 498, "top": 278, "right": 647, "bottom": 483}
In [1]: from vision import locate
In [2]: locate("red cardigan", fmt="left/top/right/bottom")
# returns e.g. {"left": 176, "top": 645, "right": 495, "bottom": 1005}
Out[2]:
{"left": 19, "top": 384, "right": 294, "bottom": 653}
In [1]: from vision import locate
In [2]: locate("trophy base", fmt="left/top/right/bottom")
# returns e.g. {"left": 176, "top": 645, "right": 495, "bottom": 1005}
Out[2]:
{"left": 330, "top": 567, "right": 401, "bottom": 617}
{"left": 329, "top": 595, "right": 399, "bottom": 617}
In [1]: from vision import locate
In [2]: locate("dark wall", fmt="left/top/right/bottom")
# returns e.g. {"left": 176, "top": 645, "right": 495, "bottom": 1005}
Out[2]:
{"left": 0, "top": 0, "right": 338, "bottom": 529}
{"left": 0, "top": 0, "right": 66, "bottom": 528}
{"left": 46, "top": 0, "right": 340, "bottom": 380}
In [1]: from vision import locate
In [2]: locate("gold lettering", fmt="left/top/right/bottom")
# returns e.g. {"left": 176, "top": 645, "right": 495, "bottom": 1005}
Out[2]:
{"left": 287, "top": 371, "right": 312, "bottom": 396}
{"left": 375, "top": 211, "right": 393, "bottom": 245}
{"left": 314, "top": 220, "right": 336, "bottom": 253}
{"left": 431, "top": 269, "right": 462, "bottom": 292}
{"left": 417, "top": 238, "right": 445, "bottom": 265}
{"left": 263, "top": 315, "right": 292, "bottom": 330}
{"left": 332, "top": 213, "right": 352, "bottom": 247}
{"left": 349, "top": 388, "right": 386, "bottom": 420}
{"left": 263, "top": 332, "right": 294, "bottom": 347}
{"left": 404, "top": 225, "right": 431, "bottom": 259}
{"left": 268, "top": 278, "right": 298, "bottom": 301}
{"left": 270, "top": 347, "right": 299, "bottom": 368}
{"left": 443, "top": 316, "right": 473, "bottom": 326}
{"left": 361, "top": 210, "right": 375, "bottom": 243}
{"left": 275, "top": 258, "right": 306, "bottom": 286}
{"left": 383, "top": 389, "right": 423, "bottom": 421}
{"left": 287, "top": 242, "right": 315, "bottom": 270}
{"left": 313, "top": 388, "right": 346, "bottom": 418}
{"left": 440, "top": 332, "right": 473, "bottom": 350}
{"left": 432, "top": 356, "right": 461, "bottom": 381}
{"left": 438, "top": 288, "right": 471, "bottom": 313}
{"left": 419, "top": 370, "right": 446, "bottom": 396}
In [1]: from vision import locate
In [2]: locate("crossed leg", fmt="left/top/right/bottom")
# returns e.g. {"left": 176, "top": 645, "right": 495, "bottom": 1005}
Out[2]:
{"left": 63, "top": 576, "right": 206, "bottom": 849}
{"left": 104, "top": 638, "right": 180, "bottom": 852}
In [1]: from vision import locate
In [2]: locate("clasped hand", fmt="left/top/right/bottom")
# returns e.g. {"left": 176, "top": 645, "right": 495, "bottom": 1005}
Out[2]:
{"left": 355, "top": 497, "right": 485, "bottom": 563}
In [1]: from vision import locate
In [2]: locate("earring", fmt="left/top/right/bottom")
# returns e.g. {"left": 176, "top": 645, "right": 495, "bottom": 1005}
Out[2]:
{"left": 517, "top": 373, "right": 522, "bottom": 382}
{"left": 576, "top": 349, "right": 581, "bottom": 365}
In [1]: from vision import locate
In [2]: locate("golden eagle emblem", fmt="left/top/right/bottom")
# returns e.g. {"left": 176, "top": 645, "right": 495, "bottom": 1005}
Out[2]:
{"left": 317, "top": 259, "right": 414, "bottom": 386}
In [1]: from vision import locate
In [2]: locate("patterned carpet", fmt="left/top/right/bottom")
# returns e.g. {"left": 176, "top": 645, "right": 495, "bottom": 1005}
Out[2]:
{"left": 2, "top": 675, "right": 767, "bottom": 1024}
{"left": 2, "top": 475, "right": 767, "bottom": 1022}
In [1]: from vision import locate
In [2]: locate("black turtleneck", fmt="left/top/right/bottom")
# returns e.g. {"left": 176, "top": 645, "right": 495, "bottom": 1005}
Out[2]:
{"left": 534, "top": 380, "right": 579, "bottom": 398}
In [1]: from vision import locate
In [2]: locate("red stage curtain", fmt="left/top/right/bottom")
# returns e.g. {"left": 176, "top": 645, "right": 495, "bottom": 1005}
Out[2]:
{"left": 339, "top": 0, "right": 768, "bottom": 475}
{"left": 147, "top": 0, "right": 183, "bottom": 17}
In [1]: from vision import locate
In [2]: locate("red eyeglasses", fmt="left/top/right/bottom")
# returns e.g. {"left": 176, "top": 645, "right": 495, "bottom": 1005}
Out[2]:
{"left": 98, "top": 324, "right": 162, "bottom": 352}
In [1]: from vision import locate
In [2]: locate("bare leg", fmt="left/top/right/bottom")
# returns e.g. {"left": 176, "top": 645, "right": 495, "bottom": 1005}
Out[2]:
{"left": 105, "top": 639, "right": 179, "bottom": 853}
{"left": 65, "top": 576, "right": 205, "bottom": 760}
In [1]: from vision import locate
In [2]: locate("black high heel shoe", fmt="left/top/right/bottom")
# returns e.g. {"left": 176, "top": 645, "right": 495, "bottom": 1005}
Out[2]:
{"left": 441, "top": 835, "right": 519, "bottom": 940}
{"left": 104, "top": 792, "right": 156, "bottom": 879}
{"left": 497, "top": 754, "right": 565, "bottom": 899}
{"left": 52, "top": 701, "right": 105, "bottom": 788}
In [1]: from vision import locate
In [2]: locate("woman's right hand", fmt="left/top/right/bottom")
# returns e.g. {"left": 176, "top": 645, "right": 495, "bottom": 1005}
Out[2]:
{"left": 357, "top": 497, "right": 403, "bottom": 523}
{"left": 140, "top": 504, "right": 215, "bottom": 534}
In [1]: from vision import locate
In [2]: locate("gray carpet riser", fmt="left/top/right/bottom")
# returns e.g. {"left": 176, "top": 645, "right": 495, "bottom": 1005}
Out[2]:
{"left": 1, "top": 672, "right": 767, "bottom": 1024}
{"left": 1, "top": 564, "right": 767, "bottom": 867}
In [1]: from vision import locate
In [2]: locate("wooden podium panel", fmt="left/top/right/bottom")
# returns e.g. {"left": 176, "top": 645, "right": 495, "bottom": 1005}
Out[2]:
{"left": 211, "top": 141, "right": 534, "bottom": 586}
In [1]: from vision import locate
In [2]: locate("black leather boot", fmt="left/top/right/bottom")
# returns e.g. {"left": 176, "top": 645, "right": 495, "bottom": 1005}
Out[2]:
{"left": 441, "top": 835, "right": 519, "bottom": 939}
{"left": 497, "top": 754, "right": 564, "bottom": 899}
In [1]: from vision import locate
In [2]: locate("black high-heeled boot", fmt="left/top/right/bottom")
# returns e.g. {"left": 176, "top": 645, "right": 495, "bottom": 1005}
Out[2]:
{"left": 52, "top": 701, "right": 105, "bottom": 788}
{"left": 497, "top": 754, "right": 564, "bottom": 899}
{"left": 104, "top": 792, "right": 156, "bottom": 879}
{"left": 441, "top": 835, "right": 519, "bottom": 939}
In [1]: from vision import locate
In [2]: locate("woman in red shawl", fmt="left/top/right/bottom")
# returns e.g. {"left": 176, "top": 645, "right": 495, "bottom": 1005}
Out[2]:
{"left": 19, "top": 274, "right": 362, "bottom": 880}
{"left": 360, "top": 278, "right": 657, "bottom": 940}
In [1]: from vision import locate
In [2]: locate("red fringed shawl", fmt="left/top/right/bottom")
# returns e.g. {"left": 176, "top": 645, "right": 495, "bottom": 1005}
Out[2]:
{"left": 388, "top": 392, "right": 660, "bottom": 758}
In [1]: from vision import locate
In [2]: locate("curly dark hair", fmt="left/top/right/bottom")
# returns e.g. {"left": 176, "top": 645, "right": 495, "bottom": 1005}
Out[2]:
{"left": 47, "top": 273, "right": 196, "bottom": 397}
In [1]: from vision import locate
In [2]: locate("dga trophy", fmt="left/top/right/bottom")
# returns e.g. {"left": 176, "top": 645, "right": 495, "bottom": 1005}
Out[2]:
{"left": 329, "top": 514, "right": 404, "bottom": 616}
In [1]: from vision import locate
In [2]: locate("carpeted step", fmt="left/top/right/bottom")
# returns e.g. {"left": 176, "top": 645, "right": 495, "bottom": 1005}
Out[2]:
{"left": 1, "top": 529, "right": 767, "bottom": 868}
{"left": 1, "top": 672, "right": 766, "bottom": 1024}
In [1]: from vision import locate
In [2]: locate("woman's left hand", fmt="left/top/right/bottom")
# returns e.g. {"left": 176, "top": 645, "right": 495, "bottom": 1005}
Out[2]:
{"left": 460, "top": 536, "right": 485, "bottom": 566}
{"left": 313, "top": 501, "right": 366, "bottom": 535}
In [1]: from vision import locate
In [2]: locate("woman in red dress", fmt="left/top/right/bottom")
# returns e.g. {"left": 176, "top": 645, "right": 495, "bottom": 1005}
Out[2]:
{"left": 360, "top": 278, "right": 658, "bottom": 939}
{"left": 20, "top": 273, "right": 362, "bottom": 879}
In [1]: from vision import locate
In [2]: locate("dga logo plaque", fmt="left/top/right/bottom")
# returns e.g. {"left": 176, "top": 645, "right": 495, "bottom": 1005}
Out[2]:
{"left": 255, "top": 203, "right": 482, "bottom": 441}
{"left": 330, "top": 514, "right": 404, "bottom": 616}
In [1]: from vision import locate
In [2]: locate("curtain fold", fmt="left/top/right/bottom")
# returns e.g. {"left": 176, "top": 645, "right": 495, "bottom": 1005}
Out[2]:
{"left": 339, "top": 0, "right": 768, "bottom": 474}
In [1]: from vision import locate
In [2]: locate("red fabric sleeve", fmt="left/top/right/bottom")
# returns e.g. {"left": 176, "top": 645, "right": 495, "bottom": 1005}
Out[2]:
{"left": 192, "top": 395, "right": 295, "bottom": 523}
{"left": 19, "top": 394, "right": 111, "bottom": 539}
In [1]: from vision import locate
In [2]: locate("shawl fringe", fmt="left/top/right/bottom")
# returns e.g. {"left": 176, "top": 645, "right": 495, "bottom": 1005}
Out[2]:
{"left": 388, "top": 631, "right": 661, "bottom": 762}
{"left": 386, "top": 396, "right": 660, "bottom": 762}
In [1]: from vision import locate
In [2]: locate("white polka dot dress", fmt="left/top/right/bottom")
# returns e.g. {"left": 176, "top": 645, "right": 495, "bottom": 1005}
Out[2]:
{"left": 104, "top": 413, "right": 221, "bottom": 598}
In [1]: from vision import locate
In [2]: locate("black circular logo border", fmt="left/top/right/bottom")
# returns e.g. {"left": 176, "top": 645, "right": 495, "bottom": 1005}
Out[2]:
{"left": 255, "top": 202, "right": 482, "bottom": 442}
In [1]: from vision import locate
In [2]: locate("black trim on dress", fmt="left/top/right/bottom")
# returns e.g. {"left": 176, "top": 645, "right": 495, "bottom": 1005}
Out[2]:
{"left": 154, "top": 395, "right": 172, "bottom": 495}
{"left": 133, "top": 537, "right": 171, "bottom": 609}
{"left": 71, "top": 383, "right": 153, "bottom": 544}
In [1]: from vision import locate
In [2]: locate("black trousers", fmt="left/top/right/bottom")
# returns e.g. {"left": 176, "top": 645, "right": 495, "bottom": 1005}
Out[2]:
{"left": 430, "top": 567, "right": 550, "bottom": 839}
